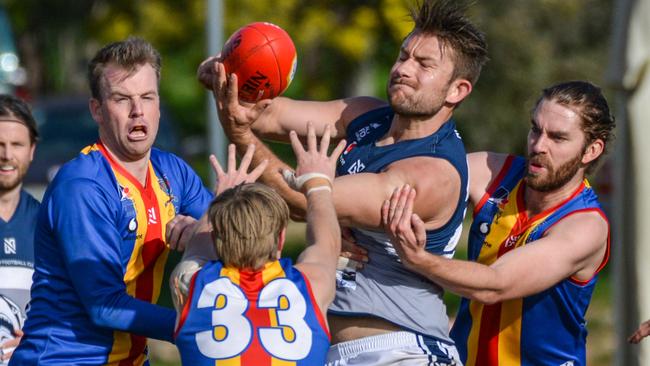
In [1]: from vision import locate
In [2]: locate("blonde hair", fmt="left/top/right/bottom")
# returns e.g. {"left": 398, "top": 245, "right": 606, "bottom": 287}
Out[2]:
{"left": 208, "top": 183, "right": 290, "bottom": 269}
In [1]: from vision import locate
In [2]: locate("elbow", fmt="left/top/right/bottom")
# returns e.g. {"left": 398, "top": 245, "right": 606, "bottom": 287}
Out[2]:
{"left": 471, "top": 290, "right": 507, "bottom": 305}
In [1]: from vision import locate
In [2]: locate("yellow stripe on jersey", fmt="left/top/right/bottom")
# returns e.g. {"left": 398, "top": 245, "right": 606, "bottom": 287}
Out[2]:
{"left": 106, "top": 171, "right": 147, "bottom": 364}
{"left": 476, "top": 182, "right": 523, "bottom": 266}
{"left": 150, "top": 165, "right": 175, "bottom": 302}
{"left": 220, "top": 266, "right": 241, "bottom": 285}
{"left": 499, "top": 298, "right": 523, "bottom": 364}
{"left": 272, "top": 358, "right": 296, "bottom": 366}
{"left": 216, "top": 358, "right": 241, "bottom": 366}
{"left": 466, "top": 180, "right": 561, "bottom": 365}
{"left": 465, "top": 300, "right": 483, "bottom": 366}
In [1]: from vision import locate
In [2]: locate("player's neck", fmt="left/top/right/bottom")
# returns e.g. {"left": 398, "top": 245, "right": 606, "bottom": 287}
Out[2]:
{"left": 524, "top": 174, "right": 585, "bottom": 217}
{"left": 382, "top": 107, "right": 453, "bottom": 144}
{"left": 101, "top": 143, "right": 151, "bottom": 186}
{"left": 0, "top": 184, "right": 22, "bottom": 221}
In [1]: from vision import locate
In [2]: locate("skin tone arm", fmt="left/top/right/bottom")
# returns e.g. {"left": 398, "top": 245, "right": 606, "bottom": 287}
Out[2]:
{"left": 383, "top": 185, "right": 609, "bottom": 304}
{"left": 203, "top": 58, "right": 386, "bottom": 141}
{"left": 210, "top": 61, "right": 461, "bottom": 228}
{"left": 289, "top": 124, "right": 346, "bottom": 314}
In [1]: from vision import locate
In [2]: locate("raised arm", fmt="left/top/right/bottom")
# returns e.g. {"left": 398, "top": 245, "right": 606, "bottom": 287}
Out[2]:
{"left": 208, "top": 58, "right": 458, "bottom": 228}
{"left": 383, "top": 186, "right": 609, "bottom": 304}
{"left": 289, "top": 124, "right": 346, "bottom": 313}
{"left": 205, "top": 58, "right": 386, "bottom": 142}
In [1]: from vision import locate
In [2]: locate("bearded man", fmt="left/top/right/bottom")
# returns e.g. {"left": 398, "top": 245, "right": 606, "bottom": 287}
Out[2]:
{"left": 383, "top": 80, "right": 614, "bottom": 366}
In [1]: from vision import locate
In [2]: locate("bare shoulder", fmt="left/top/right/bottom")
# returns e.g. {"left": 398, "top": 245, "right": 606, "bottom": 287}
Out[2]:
{"left": 387, "top": 155, "right": 458, "bottom": 186}
{"left": 547, "top": 209, "right": 609, "bottom": 279}
{"left": 549, "top": 209, "right": 608, "bottom": 244}
{"left": 467, "top": 151, "right": 510, "bottom": 205}
{"left": 339, "top": 96, "right": 388, "bottom": 125}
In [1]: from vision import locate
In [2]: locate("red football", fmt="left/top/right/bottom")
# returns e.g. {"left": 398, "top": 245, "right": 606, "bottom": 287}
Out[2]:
{"left": 221, "top": 22, "right": 297, "bottom": 103}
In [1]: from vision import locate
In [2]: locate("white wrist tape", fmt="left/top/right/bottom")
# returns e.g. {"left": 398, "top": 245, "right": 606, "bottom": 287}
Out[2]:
{"left": 306, "top": 185, "right": 332, "bottom": 196}
{"left": 282, "top": 170, "right": 332, "bottom": 191}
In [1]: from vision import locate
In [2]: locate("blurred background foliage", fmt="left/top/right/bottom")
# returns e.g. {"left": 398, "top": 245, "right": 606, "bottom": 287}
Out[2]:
{"left": 1, "top": 0, "right": 613, "bottom": 161}
{"left": 0, "top": 1, "right": 615, "bottom": 364}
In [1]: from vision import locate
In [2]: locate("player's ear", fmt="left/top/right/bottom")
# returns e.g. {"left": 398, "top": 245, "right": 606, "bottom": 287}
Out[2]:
{"left": 89, "top": 98, "right": 103, "bottom": 125}
{"left": 445, "top": 78, "right": 472, "bottom": 105}
{"left": 276, "top": 227, "right": 287, "bottom": 255}
{"left": 582, "top": 138, "right": 604, "bottom": 165}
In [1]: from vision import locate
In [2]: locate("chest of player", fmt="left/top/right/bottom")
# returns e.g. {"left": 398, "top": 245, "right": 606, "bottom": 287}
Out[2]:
{"left": 115, "top": 175, "right": 178, "bottom": 270}
{"left": 0, "top": 221, "right": 36, "bottom": 266}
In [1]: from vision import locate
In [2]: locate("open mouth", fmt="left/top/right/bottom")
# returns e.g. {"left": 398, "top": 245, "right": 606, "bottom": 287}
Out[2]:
{"left": 128, "top": 125, "right": 148, "bottom": 140}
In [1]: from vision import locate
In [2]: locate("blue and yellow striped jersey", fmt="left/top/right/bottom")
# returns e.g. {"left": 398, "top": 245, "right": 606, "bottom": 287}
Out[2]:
{"left": 450, "top": 155, "right": 610, "bottom": 366}
{"left": 11, "top": 143, "right": 212, "bottom": 366}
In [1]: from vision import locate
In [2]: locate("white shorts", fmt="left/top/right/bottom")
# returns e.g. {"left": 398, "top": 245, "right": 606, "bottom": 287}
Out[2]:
{"left": 325, "top": 331, "right": 462, "bottom": 366}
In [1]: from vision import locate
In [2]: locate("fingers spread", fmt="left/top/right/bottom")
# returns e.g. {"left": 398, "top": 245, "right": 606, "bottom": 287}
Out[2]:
{"left": 210, "top": 154, "right": 225, "bottom": 177}
{"left": 306, "top": 122, "right": 317, "bottom": 152}
{"left": 289, "top": 130, "right": 304, "bottom": 155}
{"left": 331, "top": 139, "right": 347, "bottom": 163}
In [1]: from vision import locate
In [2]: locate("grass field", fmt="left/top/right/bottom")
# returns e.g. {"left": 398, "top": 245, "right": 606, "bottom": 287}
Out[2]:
{"left": 150, "top": 220, "right": 615, "bottom": 366}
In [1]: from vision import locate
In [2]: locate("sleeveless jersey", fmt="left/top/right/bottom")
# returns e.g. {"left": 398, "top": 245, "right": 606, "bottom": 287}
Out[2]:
{"left": 175, "top": 258, "right": 330, "bottom": 366}
{"left": 0, "top": 190, "right": 39, "bottom": 365}
{"left": 450, "top": 155, "right": 610, "bottom": 366}
{"left": 12, "top": 143, "right": 212, "bottom": 366}
{"left": 330, "top": 106, "right": 469, "bottom": 347}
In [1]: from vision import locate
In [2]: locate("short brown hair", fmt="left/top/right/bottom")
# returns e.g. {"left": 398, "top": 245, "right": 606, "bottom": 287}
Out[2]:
{"left": 208, "top": 183, "right": 290, "bottom": 270}
{"left": 88, "top": 36, "right": 161, "bottom": 100}
{"left": 0, "top": 94, "right": 39, "bottom": 144}
{"left": 534, "top": 81, "right": 616, "bottom": 174}
{"left": 409, "top": 0, "right": 488, "bottom": 85}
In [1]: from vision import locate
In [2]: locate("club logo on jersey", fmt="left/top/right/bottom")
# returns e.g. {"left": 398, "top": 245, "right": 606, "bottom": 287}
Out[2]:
{"left": 353, "top": 121, "right": 383, "bottom": 140}
{"left": 347, "top": 159, "right": 366, "bottom": 175}
{"left": 119, "top": 185, "right": 132, "bottom": 201}
{"left": 487, "top": 187, "right": 510, "bottom": 207}
{"left": 3, "top": 238, "right": 16, "bottom": 255}
{"left": 488, "top": 187, "right": 510, "bottom": 224}
{"left": 159, "top": 175, "right": 180, "bottom": 216}
{"left": 454, "top": 129, "right": 462, "bottom": 139}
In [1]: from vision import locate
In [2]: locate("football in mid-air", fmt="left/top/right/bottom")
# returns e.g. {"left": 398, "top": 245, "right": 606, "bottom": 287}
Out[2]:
{"left": 221, "top": 22, "right": 297, "bottom": 103}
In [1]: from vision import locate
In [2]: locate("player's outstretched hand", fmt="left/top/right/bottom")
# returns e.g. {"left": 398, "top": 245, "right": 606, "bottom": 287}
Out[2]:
{"left": 210, "top": 143, "right": 269, "bottom": 196}
{"left": 210, "top": 61, "right": 272, "bottom": 139}
{"left": 629, "top": 319, "right": 650, "bottom": 344}
{"left": 382, "top": 185, "right": 427, "bottom": 269}
{"left": 282, "top": 123, "right": 346, "bottom": 195}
